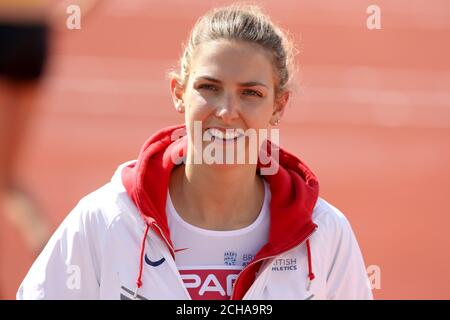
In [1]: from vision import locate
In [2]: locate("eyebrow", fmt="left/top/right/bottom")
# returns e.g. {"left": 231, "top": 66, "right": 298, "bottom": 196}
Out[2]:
{"left": 195, "top": 76, "right": 269, "bottom": 88}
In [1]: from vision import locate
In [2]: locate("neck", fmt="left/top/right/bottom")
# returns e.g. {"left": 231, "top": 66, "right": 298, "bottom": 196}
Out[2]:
{"left": 170, "top": 162, "right": 265, "bottom": 231}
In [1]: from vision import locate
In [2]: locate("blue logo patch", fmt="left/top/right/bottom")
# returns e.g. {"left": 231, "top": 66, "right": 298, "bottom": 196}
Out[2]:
{"left": 224, "top": 251, "right": 237, "bottom": 265}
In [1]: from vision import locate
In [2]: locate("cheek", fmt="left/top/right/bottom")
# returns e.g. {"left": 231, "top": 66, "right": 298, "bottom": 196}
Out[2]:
{"left": 184, "top": 91, "right": 215, "bottom": 120}
{"left": 241, "top": 101, "right": 275, "bottom": 128}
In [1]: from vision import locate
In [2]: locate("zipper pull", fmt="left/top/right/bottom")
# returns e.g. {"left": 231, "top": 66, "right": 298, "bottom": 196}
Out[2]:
{"left": 306, "top": 278, "right": 312, "bottom": 291}
{"left": 133, "top": 286, "right": 139, "bottom": 300}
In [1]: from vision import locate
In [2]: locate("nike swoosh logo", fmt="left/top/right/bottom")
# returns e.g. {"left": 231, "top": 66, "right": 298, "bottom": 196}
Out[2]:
{"left": 144, "top": 248, "right": 188, "bottom": 267}
{"left": 144, "top": 254, "right": 166, "bottom": 267}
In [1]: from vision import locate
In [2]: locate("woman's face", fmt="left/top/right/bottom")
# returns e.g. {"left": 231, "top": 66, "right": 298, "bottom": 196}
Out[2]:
{"left": 171, "top": 39, "right": 288, "bottom": 164}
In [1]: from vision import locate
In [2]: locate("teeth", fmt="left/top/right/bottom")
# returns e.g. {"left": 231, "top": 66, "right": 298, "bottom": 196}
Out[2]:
{"left": 207, "top": 128, "right": 243, "bottom": 140}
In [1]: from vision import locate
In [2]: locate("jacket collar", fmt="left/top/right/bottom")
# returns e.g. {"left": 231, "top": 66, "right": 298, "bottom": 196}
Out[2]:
{"left": 122, "top": 124, "right": 319, "bottom": 298}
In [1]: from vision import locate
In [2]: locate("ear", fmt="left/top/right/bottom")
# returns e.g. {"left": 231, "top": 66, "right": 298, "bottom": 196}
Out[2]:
{"left": 170, "top": 76, "right": 185, "bottom": 113}
{"left": 270, "top": 91, "right": 290, "bottom": 125}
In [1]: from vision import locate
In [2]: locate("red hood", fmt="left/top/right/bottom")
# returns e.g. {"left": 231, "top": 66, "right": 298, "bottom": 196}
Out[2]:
{"left": 122, "top": 124, "right": 319, "bottom": 299}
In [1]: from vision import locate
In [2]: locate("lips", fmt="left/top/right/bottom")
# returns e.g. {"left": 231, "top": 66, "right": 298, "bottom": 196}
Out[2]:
{"left": 204, "top": 127, "right": 245, "bottom": 141}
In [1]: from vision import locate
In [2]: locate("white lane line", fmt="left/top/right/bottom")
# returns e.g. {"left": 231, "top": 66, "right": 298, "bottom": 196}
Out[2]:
{"left": 40, "top": 55, "right": 450, "bottom": 127}
{"left": 43, "top": 75, "right": 450, "bottom": 109}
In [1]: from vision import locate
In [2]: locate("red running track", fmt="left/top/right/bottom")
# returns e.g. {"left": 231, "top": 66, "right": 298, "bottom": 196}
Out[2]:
{"left": 1, "top": 0, "right": 450, "bottom": 299}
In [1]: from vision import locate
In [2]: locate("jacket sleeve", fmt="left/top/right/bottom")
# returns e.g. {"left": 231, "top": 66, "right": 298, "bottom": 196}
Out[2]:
{"left": 324, "top": 208, "right": 374, "bottom": 300}
{"left": 16, "top": 199, "right": 104, "bottom": 299}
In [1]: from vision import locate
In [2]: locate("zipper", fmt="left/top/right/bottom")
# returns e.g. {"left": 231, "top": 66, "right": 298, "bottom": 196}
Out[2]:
{"left": 150, "top": 221, "right": 193, "bottom": 299}
{"left": 230, "top": 225, "right": 318, "bottom": 300}
{"left": 135, "top": 189, "right": 176, "bottom": 256}
{"left": 151, "top": 221, "right": 175, "bottom": 256}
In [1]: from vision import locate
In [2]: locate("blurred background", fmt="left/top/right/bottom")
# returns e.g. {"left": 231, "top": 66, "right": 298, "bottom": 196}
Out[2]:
{"left": 0, "top": 0, "right": 449, "bottom": 299}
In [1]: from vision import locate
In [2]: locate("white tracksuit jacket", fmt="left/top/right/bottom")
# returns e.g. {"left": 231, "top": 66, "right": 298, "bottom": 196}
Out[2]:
{"left": 17, "top": 163, "right": 373, "bottom": 300}
{"left": 17, "top": 125, "right": 373, "bottom": 300}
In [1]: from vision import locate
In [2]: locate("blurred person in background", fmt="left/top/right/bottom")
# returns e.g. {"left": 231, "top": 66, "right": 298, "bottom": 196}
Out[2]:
{"left": 0, "top": 0, "right": 52, "bottom": 266}
{"left": 0, "top": 0, "right": 100, "bottom": 299}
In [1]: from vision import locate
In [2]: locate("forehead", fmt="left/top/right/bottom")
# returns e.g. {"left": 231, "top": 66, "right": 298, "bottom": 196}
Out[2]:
{"left": 190, "top": 40, "right": 275, "bottom": 85}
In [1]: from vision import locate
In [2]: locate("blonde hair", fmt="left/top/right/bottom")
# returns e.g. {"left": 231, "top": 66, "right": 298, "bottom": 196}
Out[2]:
{"left": 170, "top": 3, "right": 297, "bottom": 97}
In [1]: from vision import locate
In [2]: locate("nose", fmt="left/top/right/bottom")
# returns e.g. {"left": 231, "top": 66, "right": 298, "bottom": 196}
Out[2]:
{"left": 215, "top": 92, "right": 240, "bottom": 123}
